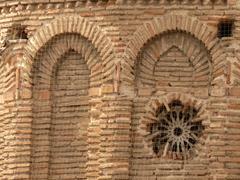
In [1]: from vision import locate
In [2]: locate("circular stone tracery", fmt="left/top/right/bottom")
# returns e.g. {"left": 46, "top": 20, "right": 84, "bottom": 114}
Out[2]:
{"left": 148, "top": 100, "right": 204, "bottom": 159}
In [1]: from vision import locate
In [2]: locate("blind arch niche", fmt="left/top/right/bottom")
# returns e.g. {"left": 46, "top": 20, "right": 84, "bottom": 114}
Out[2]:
{"left": 31, "top": 33, "right": 101, "bottom": 179}
{"left": 136, "top": 31, "right": 212, "bottom": 90}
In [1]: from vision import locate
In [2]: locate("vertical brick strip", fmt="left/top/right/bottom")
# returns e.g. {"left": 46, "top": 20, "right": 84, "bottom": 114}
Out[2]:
{"left": 2, "top": 53, "right": 31, "bottom": 180}
{"left": 0, "top": 60, "right": 6, "bottom": 179}
{"left": 99, "top": 95, "right": 132, "bottom": 180}
{"left": 87, "top": 97, "right": 101, "bottom": 180}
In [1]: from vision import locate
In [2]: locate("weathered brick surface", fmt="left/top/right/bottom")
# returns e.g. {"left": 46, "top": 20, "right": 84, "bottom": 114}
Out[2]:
{"left": 0, "top": 1, "right": 238, "bottom": 180}
{"left": 49, "top": 51, "right": 89, "bottom": 179}
{"left": 99, "top": 95, "right": 132, "bottom": 180}
{"left": 136, "top": 31, "right": 211, "bottom": 89}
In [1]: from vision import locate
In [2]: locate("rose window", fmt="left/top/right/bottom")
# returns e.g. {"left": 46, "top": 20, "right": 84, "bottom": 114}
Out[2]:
{"left": 147, "top": 100, "right": 204, "bottom": 159}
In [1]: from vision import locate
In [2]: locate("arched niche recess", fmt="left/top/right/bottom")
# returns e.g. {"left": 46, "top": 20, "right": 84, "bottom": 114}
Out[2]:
{"left": 120, "top": 15, "right": 226, "bottom": 95}
{"left": 136, "top": 31, "right": 212, "bottom": 92}
{"left": 30, "top": 33, "right": 101, "bottom": 179}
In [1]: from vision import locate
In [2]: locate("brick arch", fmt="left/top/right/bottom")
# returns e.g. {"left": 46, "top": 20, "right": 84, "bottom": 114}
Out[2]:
{"left": 24, "top": 15, "right": 115, "bottom": 85}
{"left": 30, "top": 34, "right": 101, "bottom": 179}
{"left": 32, "top": 34, "right": 102, "bottom": 88}
{"left": 121, "top": 15, "right": 226, "bottom": 89}
{"left": 137, "top": 31, "right": 212, "bottom": 88}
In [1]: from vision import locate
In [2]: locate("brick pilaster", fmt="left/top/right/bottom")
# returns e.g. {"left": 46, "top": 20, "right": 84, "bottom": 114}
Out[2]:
{"left": 99, "top": 95, "right": 132, "bottom": 180}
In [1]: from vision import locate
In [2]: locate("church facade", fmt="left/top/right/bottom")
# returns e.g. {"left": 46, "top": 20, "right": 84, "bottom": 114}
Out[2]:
{"left": 0, "top": 0, "right": 239, "bottom": 179}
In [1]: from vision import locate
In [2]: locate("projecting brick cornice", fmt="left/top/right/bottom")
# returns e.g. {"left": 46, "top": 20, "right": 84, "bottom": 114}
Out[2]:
{"left": 0, "top": 0, "right": 231, "bottom": 14}
{"left": 121, "top": 15, "right": 227, "bottom": 88}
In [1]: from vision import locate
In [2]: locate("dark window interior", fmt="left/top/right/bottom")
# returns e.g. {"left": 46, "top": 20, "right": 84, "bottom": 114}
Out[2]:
{"left": 218, "top": 20, "right": 234, "bottom": 38}
{"left": 9, "top": 24, "right": 28, "bottom": 40}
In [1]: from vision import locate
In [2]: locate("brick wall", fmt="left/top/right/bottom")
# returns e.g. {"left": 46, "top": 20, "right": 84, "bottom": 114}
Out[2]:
{"left": 0, "top": 0, "right": 239, "bottom": 179}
